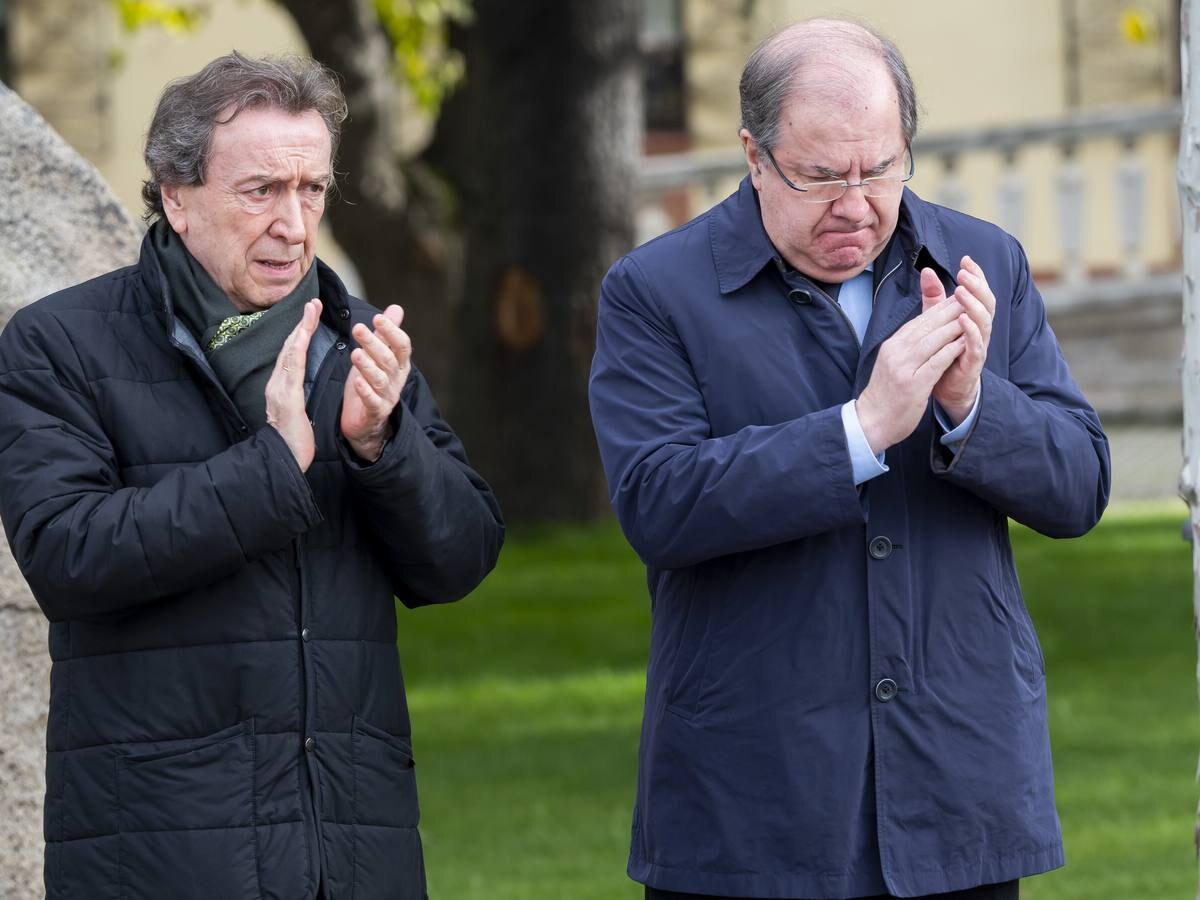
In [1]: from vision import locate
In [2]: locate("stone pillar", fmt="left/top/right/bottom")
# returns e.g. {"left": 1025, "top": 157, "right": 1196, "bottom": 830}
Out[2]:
{"left": 0, "top": 81, "right": 140, "bottom": 899}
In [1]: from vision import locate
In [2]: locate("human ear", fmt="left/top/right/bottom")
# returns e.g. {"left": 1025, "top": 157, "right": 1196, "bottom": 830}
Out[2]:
{"left": 159, "top": 183, "right": 189, "bottom": 235}
{"left": 740, "top": 128, "right": 764, "bottom": 190}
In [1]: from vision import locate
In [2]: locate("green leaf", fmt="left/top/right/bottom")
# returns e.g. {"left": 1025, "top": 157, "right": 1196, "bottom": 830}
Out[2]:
{"left": 109, "top": 0, "right": 207, "bottom": 35}
{"left": 373, "top": 0, "right": 473, "bottom": 113}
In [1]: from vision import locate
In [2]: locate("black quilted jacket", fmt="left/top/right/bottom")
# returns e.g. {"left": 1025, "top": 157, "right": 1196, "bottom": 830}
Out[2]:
{"left": 0, "top": 235, "right": 505, "bottom": 900}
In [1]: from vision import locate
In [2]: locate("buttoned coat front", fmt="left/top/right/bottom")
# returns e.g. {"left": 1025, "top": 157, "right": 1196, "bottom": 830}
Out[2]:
{"left": 0, "top": 236, "right": 504, "bottom": 900}
{"left": 588, "top": 179, "right": 1110, "bottom": 899}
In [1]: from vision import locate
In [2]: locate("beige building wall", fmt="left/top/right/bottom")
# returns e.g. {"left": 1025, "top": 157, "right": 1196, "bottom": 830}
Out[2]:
{"left": 684, "top": 0, "right": 1180, "bottom": 277}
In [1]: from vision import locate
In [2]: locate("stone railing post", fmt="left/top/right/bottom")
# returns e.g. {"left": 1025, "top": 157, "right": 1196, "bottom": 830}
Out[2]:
{"left": 996, "top": 147, "right": 1026, "bottom": 240}
{"left": 936, "top": 152, "right": 967, "bottom": 212}
{"left": 1116, "top": 133, "right": 1148, "bottom": 278}
{"left": 1056, "top": 142, "right": 1087, "bottom": 284}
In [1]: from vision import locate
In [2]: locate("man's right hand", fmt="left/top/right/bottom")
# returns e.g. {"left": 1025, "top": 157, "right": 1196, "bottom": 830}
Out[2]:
{"left": 265, "top": 298, "right": 321, "bottom": 472}
{"left": 855, "top": 298, "right": 967, "bottom": 455}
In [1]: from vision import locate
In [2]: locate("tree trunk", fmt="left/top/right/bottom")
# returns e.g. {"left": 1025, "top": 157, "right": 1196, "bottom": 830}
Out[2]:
{"left": 436, "top": 0, "right": 642, "bottom": 521}
{"left": 277, "top": 0, "right": 457, "bottom": 397}
{"left": 0, "top": 1, "right": 11, "bottom": 86}
{"left": 1177, "top": 0, "right": 1200, "bottom": 878}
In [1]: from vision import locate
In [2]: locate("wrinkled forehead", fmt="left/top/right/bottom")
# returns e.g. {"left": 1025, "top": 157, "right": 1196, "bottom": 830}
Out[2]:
{"left": 207, "top": 105, "right": 333, "bottom": 175}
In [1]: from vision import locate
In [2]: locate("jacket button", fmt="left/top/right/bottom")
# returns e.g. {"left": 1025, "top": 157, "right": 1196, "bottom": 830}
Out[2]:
{"left": 868, "top": 536, "right": 893, "bottom": 560}
{"left": 875, "top": 678, "right": 898, "bottom": 702}
{"left": 301, "top": 628, "right": 310, "bottom": 642}
{"left": 339, "top": 308, "right": 351, "bottom": 319}
{"left": 304, "top": 737, "right": 316, "bottom": 752}
{"left": 335, "top": 341, "right": 347, "bottom": 351}
{"left": 788, "top": 289, "right": 812, "bottom": 305}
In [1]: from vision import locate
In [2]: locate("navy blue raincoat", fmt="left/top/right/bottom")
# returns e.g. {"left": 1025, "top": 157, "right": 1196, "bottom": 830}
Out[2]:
{"left": 589, "top": 179, "right": 1109, "bottom": 898}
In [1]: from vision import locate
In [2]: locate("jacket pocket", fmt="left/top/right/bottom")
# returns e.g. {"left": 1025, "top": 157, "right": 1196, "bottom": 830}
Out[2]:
{"left": 658, "top": 568, "right": 715, "bottom": 720}
{"left": 115, "top": 719, "right": 261, "bottom": 900}
{"left": 351, "top": 716, "right": 420, "bottom": 829}
{"left": 992, "top": 519, "right": 1046, "bottom": 692}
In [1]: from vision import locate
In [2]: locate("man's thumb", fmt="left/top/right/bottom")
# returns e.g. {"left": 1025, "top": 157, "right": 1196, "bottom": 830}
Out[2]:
{"left": 920, "top": 267, "right": 944, "bottom": 311}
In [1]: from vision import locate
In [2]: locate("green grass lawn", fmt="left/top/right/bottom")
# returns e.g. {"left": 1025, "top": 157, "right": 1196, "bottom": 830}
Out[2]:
{"left": 396, "top": 503, "right": 1199, "bottom": 899}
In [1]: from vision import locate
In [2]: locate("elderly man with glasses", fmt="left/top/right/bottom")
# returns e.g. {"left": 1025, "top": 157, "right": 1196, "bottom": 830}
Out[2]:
{"left": 589, "top": 18, "right": 1109, "bottom": 900}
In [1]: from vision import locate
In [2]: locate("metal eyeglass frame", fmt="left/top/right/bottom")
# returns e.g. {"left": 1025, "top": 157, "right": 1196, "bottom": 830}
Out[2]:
{"left": 761, "top": 143, "right": 915, "bottom": 203}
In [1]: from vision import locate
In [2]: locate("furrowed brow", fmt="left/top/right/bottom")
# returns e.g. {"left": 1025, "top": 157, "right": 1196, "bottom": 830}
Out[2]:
{"left": 235, "top": 173, "right": 277, "bottom": 188}
{"left": 809, "top": 155, "right": 898, "bottom": 180}
{"left": 866, "top": 155, "right": 899, "bottom": 177}
{"left": 234, "top": 169, "right": 332, "bottom": 188}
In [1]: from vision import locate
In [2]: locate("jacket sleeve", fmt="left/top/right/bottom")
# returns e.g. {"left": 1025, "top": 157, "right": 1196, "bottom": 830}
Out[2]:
{"left": 588, "top": 255, "right": 866, "bottom": 571}
{"left": 0, "top": 306, "right": 323, "bottom": 623}
{"left": 930, "top": 236, "right": 1111, "bottom": 536}
{"left": 337, "top": 365, "right": 504, "bottom": 607}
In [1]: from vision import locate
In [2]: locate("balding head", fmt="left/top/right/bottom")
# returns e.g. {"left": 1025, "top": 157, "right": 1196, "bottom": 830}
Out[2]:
{"left": 739, "top": 18, "right": 918, "bottom": 152}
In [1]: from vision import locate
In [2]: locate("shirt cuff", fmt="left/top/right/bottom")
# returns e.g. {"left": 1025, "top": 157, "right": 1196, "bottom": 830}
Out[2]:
{"left": 841, "top": 400, "right": 888, "bottom": 486}
{"left": 934, "top": 392, "right": 981, "bottom": 448}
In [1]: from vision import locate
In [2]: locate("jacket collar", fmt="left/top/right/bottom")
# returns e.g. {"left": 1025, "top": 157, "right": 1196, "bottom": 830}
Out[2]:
{"left": 138, "top": 225, "right": 355, "bottom": 339}
{"left": 709, "top": 177, "right": 955, "bottom": 295}
{"left": 897, "top": 187, "right": 956, "bottom": 278}
{"left": 709, "top": 176, "right": 779, "bottom": 295}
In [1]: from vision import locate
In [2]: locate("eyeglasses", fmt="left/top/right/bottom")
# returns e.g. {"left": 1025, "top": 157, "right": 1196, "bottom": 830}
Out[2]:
{"left": 761, "top": 144, "right": 915, "bottom": 204}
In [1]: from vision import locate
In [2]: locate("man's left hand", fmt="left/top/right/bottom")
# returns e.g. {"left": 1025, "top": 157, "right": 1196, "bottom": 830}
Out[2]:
{"left": 919, "top": 256, "right": 995, "bottom": 426}
{"left": 340, "top": 305, "right": 413, "bottom": 462}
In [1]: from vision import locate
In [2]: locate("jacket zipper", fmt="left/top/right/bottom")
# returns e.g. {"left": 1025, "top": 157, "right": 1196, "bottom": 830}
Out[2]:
{"left": 873, "top": 260, "right": 904, "bottom": 304}
{"left": 294, "top": 331, "right": 342, "bottom": 897}
{"left": 810, "top": 284, "right": 862, "bottom": 349}
{"left": 811, "top": 259, "right": 906, "bottom": 350}
{"left": 171, "top": 308, "right": 345, "bottom": 898}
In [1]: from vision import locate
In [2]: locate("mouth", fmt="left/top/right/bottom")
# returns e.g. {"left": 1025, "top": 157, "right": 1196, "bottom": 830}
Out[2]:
{"left": 818, "top": 230, "right": 870, "bottom": 249}
{"left": 255, "top": 258, "right": 300, "bottom": 277}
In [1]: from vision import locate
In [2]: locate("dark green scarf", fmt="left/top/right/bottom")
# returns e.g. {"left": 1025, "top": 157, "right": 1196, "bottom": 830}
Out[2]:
{"left": 151, "top": 220, "right": 319, "bottom": 429}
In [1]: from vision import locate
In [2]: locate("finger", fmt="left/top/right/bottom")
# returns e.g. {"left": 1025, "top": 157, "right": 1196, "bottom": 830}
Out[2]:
{"left": 352, "top": 369, "right": 389, "bottom": 415}
{"left": 952, "top": 284, "right": 993, "bottom": 355}
{"left": 352, "top": 321, "right": 400, "bottom": 373}
{"left": 957, "top": 312, "right": 985, "bottom": 370}
{"left": 289, "top": 300, "right": 322, "bottom": 375}
{"left": 917, "top": 335, "right": 967, "bottom": 382}
{"left": 351, "top": 347, "right": 392, "bottom": 395}
{"left": 952, "top": 284, "right": 991, "bottom": 333}
{"left": 381, "top": 304, "right": 405, "bottom": 328}
{"left": 920, "top": 267, "right": 945, "bottom": 313}
{"left": 958, "top": 257, "right": 996, "bottom": 316}
{"left": 913, "top": 316, "right": 966, "bottom": 361}
{"left": 895, "top": 296, "right": 964, "bottom": 343}
{"left": 273, "top": 299, "right": 322, "bottom": 382}
{"left": 371, "top": 313, "right": 413, "bottom": 365}
{"left": 960, "top": 254, "right": 986, "bottom": 280}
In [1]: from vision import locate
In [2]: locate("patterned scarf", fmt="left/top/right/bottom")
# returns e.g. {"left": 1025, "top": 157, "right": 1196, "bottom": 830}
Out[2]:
{"left": 150, "top": 220, "right": 319, "bottom": 429}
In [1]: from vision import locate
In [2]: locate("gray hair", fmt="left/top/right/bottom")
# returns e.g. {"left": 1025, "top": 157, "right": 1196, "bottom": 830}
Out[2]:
{"left": 141, "top": 51, "right": 348, "bottom": 220}
{"left": 739, "top": 19, "right": 918, "bottom": 152}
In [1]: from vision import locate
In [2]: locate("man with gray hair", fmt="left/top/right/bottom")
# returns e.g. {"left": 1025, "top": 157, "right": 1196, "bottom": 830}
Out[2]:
{"left": 0, "top": 52, "right": 503, "bottom": 900}
{"left": 590, "top": 19, "right": 1108, "bottom": 900}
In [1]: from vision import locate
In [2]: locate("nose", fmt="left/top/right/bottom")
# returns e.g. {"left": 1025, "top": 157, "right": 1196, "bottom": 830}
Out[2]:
{"left": 269, "top": 190, "right": 306, "bottom": 244}
{"left": 829, "top": 181, "right": 871, "bottom": 220}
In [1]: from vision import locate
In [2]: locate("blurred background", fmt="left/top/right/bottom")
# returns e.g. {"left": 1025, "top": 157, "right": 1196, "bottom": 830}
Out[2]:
{"left": 0, "top": 1, "right": 1195, "bottom": 898}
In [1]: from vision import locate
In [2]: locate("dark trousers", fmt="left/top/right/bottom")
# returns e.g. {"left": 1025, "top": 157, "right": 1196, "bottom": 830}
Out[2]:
{"left": 645, "top": 879, "right": 1018, "bottom": 900}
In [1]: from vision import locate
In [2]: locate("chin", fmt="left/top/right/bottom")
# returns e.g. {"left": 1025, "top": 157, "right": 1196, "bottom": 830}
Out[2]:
{"left": 820, "top": 254, "right": 868, "bottom": 277}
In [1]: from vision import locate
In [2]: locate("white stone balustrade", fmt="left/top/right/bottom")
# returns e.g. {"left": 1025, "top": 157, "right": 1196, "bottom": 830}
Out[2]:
{"left": 636, "top": 101, "right": 1183, "bottom": 307}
